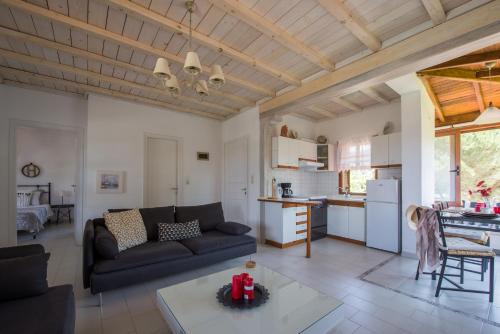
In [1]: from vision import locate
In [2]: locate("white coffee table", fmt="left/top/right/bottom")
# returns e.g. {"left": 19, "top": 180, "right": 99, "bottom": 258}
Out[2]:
{"left": 156, "top": 265, "right": 344, "bottom": 334}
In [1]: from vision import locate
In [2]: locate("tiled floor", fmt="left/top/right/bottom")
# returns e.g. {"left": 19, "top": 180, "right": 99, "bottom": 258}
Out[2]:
{"left": 20, "top": 228, "right": 500, "bottom": 334}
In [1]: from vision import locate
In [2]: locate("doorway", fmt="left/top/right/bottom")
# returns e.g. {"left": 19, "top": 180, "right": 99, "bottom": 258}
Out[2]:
{"left": 9, "top": 120, "right": 84, "bottom": 245}
{"left": 223, "top": 136, "right": 248, "bottom": 226}
{"left": 144, "top": 135, "right": 182, "bottom": 207}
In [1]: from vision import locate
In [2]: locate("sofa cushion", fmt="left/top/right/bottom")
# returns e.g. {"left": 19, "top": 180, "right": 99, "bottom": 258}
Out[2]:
{"left": 104, "top": 209, "right": 147, "bottom": 252}
{"left": 139, "top": 206, "right": 175, "bottom": 241}
{"left": 159, "top": 220, "right": 202, "bottom": 241}
{"left": 0, "top": 252, "right": 50, "bottom": 301}
{"left": 215, "top": 222, "right": 251, "bottom": 235}
{"left": 93, "top": 241, "right": 193, "bottom": 274}
{"left": 0, "top": 285, "right": 75, "bottom": 334}
{"left": 180, "top": 230, "right": 255, "bottom": 255}
{"left": 94, "top": 226, "right": 119, "bottom": 260}
{"left": 175, "top": 202, "right": 225, "bottom": 232}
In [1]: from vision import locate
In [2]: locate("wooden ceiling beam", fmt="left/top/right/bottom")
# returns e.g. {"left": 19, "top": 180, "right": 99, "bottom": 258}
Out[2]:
{"left": 361, "top": 87, "right": 390, "bottom": 104}
{"left": 208, "top": 0, "right": 334, "bottom": 71}
{"left": 0, "top": 27, "right": 254, "bottom": 107}
{"left": 435, "top": 111, "right": 480, "bottom": 127}
{"left": 331, "top": 97, "right": 362, "bottom": 112}
{"left": 0, "top": 66, "right": 225, "bottom": 120}
{"left": 419, "top": 68, "right": 500, "bottom": 84}
{"left": 317, "top": 0, "right": 381, "bottom": 51}
{"left": 259, "top": 1, "right": 500, "bottom": 115}
{"left": 421, "top": 0, "right": 446, "bottom": 25}
{"left": 0, "top": 0, "right": 273, "bottom": 97}
{"left": 472, "top": 82, "right": 486, "bottom": 113}
{"left": 423, "top": 50, "right": 500, "bottom": 71}
{"left": 476, "top": 67, "right": 500, "bottom": 78}
{"left": 106, "top": 0, "right": 300, "bottom": 86}
{"left": 307, "top": 106, "right": 336, "bottom": 118}
{"left": 419, "top": 76, "right": 445, "bottom": 122}
{"left": 0, "top": 48, "right": 237, "bottom": 114}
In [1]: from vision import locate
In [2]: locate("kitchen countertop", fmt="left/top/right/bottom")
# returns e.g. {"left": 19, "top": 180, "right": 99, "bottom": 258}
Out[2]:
{"left": 326, "top": 195, "right": 365, "bottom": 202}
{"left": 257, "top": 197, "right": 322, "bottom": 205}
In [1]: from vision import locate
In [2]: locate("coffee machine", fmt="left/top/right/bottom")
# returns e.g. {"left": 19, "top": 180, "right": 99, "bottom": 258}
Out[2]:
{"left": 279, "top": 183, "right": 293, "bottom": 198}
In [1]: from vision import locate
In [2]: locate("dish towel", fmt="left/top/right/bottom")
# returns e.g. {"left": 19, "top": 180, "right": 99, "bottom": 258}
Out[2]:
{"left": 416, "top": 207, "right": 441, "bottom": 274}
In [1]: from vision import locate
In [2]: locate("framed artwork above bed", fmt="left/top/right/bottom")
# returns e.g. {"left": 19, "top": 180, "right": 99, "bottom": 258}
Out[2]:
{"left": 96, "top": 170, "right": 125, "bottom": 193}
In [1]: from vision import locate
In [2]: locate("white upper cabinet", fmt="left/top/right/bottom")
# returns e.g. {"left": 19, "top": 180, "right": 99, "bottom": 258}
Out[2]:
{"left": 388, "top": 133, "right": 402, "bottom": 165}
{"left": 370, "top": 133, "right": 401, "bottom": 168}
{"left": 370, "top": 135, "right": 389, "bottom": 167}
{"left": 298, "top": 141, "right": 317, "bottom": 161}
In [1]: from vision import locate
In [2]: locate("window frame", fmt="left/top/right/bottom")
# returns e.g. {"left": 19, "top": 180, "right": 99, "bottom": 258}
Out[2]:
{"left": 338, "top": 169, "right": 378, "bottom": 196}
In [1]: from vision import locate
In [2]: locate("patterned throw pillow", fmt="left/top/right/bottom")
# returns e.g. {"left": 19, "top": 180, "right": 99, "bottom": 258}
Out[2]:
{"left": 104, "top": 209, "right": 147, "bottom": 252}
{"left": 158, "top": 220, "right": 202, "bottom": 242}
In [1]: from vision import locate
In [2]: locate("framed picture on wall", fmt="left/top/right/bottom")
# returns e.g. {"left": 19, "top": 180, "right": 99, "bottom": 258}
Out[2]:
{"left": 96, "top": 171, "right": 125, "bottom": 193}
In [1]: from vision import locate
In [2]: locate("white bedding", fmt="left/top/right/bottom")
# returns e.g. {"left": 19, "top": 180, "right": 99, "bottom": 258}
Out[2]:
{"left": 16, "top": 204, "right": 54, "bottom": 233}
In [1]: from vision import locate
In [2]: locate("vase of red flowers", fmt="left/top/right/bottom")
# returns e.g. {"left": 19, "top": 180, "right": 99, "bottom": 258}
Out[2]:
{"left": 468, "top": 180, "right": 495, "bottom": 213}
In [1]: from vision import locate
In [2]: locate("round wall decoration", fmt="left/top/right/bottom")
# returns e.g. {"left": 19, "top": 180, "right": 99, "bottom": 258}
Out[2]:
{"left": 21, "top": 163, "right": 41, "bottom": 178}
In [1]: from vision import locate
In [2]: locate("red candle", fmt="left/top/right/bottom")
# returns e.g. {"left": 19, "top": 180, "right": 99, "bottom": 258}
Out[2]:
{"left": 232, "top": 275, "right": 243, "bottom": 300}
{"left": 243, "top": 277, "right": 255, "bottom": 301}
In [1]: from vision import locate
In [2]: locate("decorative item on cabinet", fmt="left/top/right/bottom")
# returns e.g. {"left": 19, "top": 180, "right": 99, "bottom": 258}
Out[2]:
{"left": 316, "top": 135, "right": 328, "bottom": 144}
{"left": 280, "top": 125, "right": 288, "bottom": 137}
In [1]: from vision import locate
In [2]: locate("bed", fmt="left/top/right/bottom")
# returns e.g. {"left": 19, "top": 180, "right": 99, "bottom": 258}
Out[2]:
{"left": 16, "top": 183, "right": 53, "bottom": 238}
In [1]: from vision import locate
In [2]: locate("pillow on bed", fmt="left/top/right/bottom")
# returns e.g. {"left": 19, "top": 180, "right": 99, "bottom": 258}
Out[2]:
{"left": 30, "top": 190, "right": 43, "bottom": 206}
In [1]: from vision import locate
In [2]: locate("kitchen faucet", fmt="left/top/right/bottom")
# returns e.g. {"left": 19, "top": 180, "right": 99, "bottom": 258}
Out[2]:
{"left": 338, "top": 186, "right": 351, "bottom": 198}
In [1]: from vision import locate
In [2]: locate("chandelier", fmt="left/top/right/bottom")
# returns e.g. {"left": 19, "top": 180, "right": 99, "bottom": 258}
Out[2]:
{"left": 152, "top": 0, "right": 225, "bottom": 98}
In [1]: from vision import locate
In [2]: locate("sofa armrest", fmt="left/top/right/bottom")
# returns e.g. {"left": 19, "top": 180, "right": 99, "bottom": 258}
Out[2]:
{"left": 0, "top": 244, "right": 44, "bottom": 260}
{"left": 82, "top": 219, "right": 95, "bottom": 289}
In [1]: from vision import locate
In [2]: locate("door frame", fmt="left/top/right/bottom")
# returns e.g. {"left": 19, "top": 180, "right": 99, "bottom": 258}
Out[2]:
{"left": 8, "top": 119, "right": 85, "bottom": 245}
{"left": 143, "top": 133, "right": 183, "bottom": 207}
{"left": 223, "top": 136, "right": 249, "bottom": 226}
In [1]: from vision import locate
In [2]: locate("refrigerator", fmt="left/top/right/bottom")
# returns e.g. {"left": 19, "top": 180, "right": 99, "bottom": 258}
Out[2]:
{"left": 366, "top": 179, "right": 401, "bottom": 253}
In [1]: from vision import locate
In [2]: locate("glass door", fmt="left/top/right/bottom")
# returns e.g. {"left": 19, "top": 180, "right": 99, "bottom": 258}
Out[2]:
{"left": 434, "top": 135, "right": 458, "bottom": 203}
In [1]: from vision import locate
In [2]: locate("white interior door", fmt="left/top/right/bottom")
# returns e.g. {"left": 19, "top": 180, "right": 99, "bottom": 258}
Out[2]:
{"left": 224, "top": 137, "right": 248, "bottom": 225}
{"left": 146, "top": 137, "right": 178, "bottom": 207}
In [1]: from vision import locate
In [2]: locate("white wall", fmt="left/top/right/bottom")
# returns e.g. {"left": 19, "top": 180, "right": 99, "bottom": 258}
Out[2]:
{"left": 221, "top": 107, "right": 260, "bottom": 238}
{"left": 0, "top": 85, "right": 87, "bottom": 246}
{"left": 315, "top": 100, "right": 401, "bottom": 144}
{"left": 85, "top": 94, "right": 222, "bottom": 221}
{"left": 16, "top": 127, "right": 78, "bottom": 205}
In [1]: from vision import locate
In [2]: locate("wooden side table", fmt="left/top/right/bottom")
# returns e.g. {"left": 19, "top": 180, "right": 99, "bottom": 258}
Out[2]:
{"left": 52, "top": 204, "right": 74, "bottom": 224}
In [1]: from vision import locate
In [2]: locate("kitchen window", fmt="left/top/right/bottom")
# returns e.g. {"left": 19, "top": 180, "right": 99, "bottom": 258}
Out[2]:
{"left": 339, "top": 169, "right": 376, "bottom": 195}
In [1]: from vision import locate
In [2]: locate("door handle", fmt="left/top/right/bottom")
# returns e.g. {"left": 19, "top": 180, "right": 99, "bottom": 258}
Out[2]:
{"left": 449, "top": 165, "right": 460, "bottom": 176}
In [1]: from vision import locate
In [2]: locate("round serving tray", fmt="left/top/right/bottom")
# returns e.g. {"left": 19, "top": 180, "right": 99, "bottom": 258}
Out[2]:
{"left": 216, "top": 283, "right": 269, "bottom": 309}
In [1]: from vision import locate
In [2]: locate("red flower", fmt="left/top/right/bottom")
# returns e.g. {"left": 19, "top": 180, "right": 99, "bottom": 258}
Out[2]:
{"left": 468, "top": 190, "right": 473, "bottom": 195}
{"left": 477, "top": 180, "right": 485, "bottom": 187}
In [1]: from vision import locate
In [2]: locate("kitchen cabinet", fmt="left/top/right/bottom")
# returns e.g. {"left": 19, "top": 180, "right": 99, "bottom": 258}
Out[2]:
{"left": 298, "top": 141, "right": 317, "bottom": 161}
{"left": 272, "top": 136, "right": 299, "bottom": 169}
{"left": 327, "top": 205, "right": 348, "bottom": 238}
{"left": 370, "top": 133, "right": 401, "bottom": 168}
{"left": 327, "top": 203, "right": 366, "bottom": 242}
{"left": 388, "top": 133, "right": 401, "bottom": 165}
{"left": 317, "top": 144, "right": 335, "bottom": 171}
{"left": 264, "top": 202, "right": 307, "bottom": 245}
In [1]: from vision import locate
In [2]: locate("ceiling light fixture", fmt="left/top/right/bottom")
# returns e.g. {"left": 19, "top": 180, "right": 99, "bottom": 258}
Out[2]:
{"left": 475, "top": 61, "right": 500, "bottom": 124}
{"left": 153, "top": 0, "right": 225, "bottom": 99}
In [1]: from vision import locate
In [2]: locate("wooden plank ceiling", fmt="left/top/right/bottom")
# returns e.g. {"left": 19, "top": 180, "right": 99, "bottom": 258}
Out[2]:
{"left": 0, "top": 0, "right": 494, "bottom": 121}
{"left": 417, "top": 43, "right": 500, "bottom": 127}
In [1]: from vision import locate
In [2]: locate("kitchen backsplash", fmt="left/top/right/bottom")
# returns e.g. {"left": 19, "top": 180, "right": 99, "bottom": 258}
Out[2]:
{"left": 271, "top": 167, "right": 401, "bottom": 196}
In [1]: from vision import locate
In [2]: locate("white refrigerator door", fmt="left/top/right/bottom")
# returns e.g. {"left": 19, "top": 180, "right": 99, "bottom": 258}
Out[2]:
{"left": 366, "top": 202, "right": 400, "bottom": 252}
{"left": 366, "top": 179, "right": 399, "bottom": 203}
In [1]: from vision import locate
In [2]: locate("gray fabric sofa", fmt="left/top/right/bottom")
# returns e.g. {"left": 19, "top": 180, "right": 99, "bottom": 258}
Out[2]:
{"left": 0, "top": 244, "right": 75, "bottom": 334}
{"left": 83, "top": 202, "right": 257, "bottom": 294}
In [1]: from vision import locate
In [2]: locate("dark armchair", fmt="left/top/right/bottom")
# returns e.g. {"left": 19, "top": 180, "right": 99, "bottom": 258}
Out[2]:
{"left": 0, "top": 244, "right": 75, "bottom": 334}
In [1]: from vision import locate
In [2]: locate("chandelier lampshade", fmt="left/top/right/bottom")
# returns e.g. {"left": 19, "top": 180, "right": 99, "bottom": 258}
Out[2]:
{"left": 209, "top": 64, "right": 225, "bottom": 88}
{"left": 195, "top": 80, "right": 209, "bottom": 97}
{"left": 153, "top": 58, "right": 171, "bottom": 80}
{"left": 165, "top": 75, "right": 180, "bottom": 96}
{"left": 183, "top": 51, "right": 202, "bottom": 76}
{"left": 475, "top": 102, "right": 500, "bottom": 124}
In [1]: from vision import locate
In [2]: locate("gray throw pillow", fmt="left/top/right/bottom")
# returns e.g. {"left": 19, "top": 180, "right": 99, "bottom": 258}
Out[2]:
{"left": 158, "top": 220, "right": 202, "bottom": 241}
{"left": 216, "top": 222, "right": 251, "bottom": 235}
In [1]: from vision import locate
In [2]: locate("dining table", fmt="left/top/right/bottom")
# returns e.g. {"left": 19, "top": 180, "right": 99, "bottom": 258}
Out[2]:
{"left": 440, "top": 208, "right": 500, "bottom": 232}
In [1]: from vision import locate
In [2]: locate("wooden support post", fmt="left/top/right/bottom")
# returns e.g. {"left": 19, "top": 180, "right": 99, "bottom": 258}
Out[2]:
{"left": 306, "top": 205, "right": 312, "bottom": 258}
